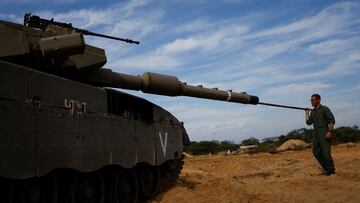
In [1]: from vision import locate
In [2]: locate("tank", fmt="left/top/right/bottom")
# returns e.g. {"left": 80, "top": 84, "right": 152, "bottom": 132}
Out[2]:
{"left": 0, "top": 14, "right": 259, "bottom": 203}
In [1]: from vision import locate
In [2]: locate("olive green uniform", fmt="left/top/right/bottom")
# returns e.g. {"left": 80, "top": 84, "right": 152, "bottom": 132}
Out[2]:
{"left": 306, "top": 104, "right": 335, "bottom": 174}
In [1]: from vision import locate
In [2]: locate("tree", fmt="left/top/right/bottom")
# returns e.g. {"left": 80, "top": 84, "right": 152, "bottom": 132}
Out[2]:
{"left": 220, "top": 140, "right": 239, "bottom": 151}
{"left": 334, "top": 126, "right": 360, "bottom": 143}
{"left": 186, "top": 141, "right": 221, "bottom": 155}
{"left": 241, "top": 137, "right": 260, "bottom": 146}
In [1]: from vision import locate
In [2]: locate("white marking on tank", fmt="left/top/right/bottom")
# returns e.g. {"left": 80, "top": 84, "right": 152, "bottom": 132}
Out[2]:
{"left": 64, "top": 99, "right": 87, "bottom": 115}
{"left": 159, "top": 132, "right": 168, "bottom": 156}
{"left": 226, "top": 91, "right": 232, "bottom": 101}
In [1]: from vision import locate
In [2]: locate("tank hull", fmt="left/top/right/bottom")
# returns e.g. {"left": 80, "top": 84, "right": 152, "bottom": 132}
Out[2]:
{"left": 0, "top": 60, "right": 185, "bottom": 178}
{"left": 0, "top": 60, "right": 186, "bottom": 202}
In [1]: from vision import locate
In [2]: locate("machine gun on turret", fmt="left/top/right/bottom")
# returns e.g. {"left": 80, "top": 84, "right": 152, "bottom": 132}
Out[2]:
{"left": 23, "top": 13, "right": 140, "bottom": 44}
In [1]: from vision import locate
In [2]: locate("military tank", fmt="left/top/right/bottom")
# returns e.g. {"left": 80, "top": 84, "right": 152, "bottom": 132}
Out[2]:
{"left": 0, "top": 14, "right": 305, "bottom": 203}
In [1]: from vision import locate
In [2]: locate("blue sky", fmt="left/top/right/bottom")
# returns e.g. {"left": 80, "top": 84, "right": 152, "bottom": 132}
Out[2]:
{"left": 1, "top": 0, "right": 359, "bottom": 142}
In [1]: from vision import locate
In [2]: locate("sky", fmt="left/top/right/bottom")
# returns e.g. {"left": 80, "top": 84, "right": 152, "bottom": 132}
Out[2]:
{"left": 1, "top": 0, "right": 359, "bottom": 142}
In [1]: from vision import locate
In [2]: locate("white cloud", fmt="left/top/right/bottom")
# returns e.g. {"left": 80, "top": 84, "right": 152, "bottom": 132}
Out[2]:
{"left": 310, "top": 51, "right": 360, "bottom": 77}
{"left": 250, "top": 2, "right": 359, "bottom": 38}
{"left": 163, "top": 102, "right": 260, "bottom": 141}
{"left": 113, "top": 23, "right": 248, "bottom": 70}
{"left": 0, "top": 14, "right": 21, "bottom": 23}
{"left": 266, "top": 82, "right": 332, "bottom": 96}
{"left": 36, "top": 0, "right": 154, "bottom": 31}
{"left": 115, "top": 54, "right": 181, "bottom": 70}
{"left": 172, "top": 18, "right": 212, "bottom": 34}
{"left": 159, "top": 38, "right": 203, "bottom": 54}
{"left": 1, "top": 0, "right": 78, "bottom": 4}
{"left": 309, "top": 40, "right": 349, "bottom": 55}
{"left": 158, "top": 24, "right": 248, "bottom": 54}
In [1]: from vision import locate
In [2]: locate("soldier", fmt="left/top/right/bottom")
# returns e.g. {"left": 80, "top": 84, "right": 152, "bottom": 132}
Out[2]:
{"left": 305, "top": 94, "right": 335, "bottom": 176}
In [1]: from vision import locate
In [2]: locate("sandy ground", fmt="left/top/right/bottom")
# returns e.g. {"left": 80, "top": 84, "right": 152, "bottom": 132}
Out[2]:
{"left": 151, "top": 143, "right": 360, "bottom": 203}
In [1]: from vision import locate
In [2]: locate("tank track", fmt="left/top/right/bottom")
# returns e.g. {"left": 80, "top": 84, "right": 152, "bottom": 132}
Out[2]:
{"left": 0, "top": 157, "right": 184, "bottom": 203}
{"left": 157, "top": 158, "right": 184, "bottom": 195}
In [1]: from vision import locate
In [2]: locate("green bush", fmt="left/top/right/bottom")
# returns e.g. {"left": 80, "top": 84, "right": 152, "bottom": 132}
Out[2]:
{"left": 333, "top": 126, "right": 360, "bottom": 144}
{"left": 249, "top": 142, "right": 278, "bottom": 154}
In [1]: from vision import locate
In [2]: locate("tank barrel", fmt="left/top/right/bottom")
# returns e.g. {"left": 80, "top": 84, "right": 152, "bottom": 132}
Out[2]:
{"left": 81, "top": 69, "right": 309, "bottom": 109}
{"left": 180, "top": 84, "right": 259, "bottom": 104}
{"left": 81, "top": 69, "right": 259, "bottom": 105}
{"left": 79, "top": 68, "right": 143, "bottom": 91}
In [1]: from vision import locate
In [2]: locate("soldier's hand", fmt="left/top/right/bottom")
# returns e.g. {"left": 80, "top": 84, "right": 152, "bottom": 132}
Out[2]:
{"left": 305, "top": 109, "right": 311, "bottom": 114}
{"left": 325, "top": 131, "right": 333, "bottom": 140}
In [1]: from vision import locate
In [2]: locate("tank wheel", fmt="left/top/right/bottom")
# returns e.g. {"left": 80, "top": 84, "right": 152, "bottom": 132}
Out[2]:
{"left": 69, "top": 172, "right": 104, "bottom": 203}
{"left": 138, "top": 165, "right": 160, "bottom": 199}
{"left": 115, "top": 169, "right": 139, "bottom": 203}
{"left": 9, "top": 174, "right": 58, "bottom": 203}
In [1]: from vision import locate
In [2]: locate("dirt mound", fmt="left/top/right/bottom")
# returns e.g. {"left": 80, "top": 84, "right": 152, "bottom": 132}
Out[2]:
{"left": 183, "top": 152, "right": 193, "bottom": 158}
{"left": 276, "top": 139, "right": 310, "bottom": 152}
{"left": 151, "top": 144, "right": 360, "bottom": 203}
{"left": 337, "top": 142, "right": 357, "bottom": 148}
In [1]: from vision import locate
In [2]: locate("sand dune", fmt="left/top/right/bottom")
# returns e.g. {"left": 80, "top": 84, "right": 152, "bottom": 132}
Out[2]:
{"left": 152, "top": 143, "right": 360, "bottom": 203}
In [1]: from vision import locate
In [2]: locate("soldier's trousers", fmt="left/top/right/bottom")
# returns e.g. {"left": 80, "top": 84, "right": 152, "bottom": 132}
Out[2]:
{"left": 312, "top": 134, "right": 335, "bottom": 173}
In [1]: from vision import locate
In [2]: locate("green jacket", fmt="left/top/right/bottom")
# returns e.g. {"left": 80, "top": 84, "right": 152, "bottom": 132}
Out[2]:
{"left": 306, "top": 104, "right": 335, "bottom": 137}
